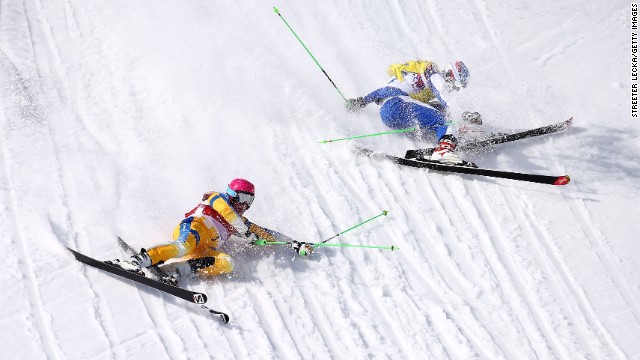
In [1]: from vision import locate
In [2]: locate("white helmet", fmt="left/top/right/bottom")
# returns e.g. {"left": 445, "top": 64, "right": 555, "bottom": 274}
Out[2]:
{"left": 444, "top": 61, "right": 470, "bottom": 88}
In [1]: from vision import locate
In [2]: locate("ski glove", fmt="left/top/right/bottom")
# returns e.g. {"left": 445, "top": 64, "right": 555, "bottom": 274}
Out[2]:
{"left": 290, "top": 241, "right": 314, "bottom": 257}
{"left": 461, "top": 111, "right": 482, "bottom": 125}
{"left": 244, "top": 232, "right": 258, "bottom": 245}
{"left": 345, "top": 97, "right": 367, "bottom": 112}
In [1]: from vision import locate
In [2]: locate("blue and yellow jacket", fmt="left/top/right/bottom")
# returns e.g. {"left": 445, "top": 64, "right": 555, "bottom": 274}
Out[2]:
{"left": 363, "top": 60, "right": 448, "bottom": 108}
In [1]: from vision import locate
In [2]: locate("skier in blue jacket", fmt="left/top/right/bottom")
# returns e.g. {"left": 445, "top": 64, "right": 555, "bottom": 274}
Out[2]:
{"left": 347, "top": 60, "right": 480, "bottom": 164}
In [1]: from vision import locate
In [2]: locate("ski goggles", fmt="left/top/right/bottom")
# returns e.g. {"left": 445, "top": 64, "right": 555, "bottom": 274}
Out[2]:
{"left": 226, "top": 187, "right": 255, "bottom": 206}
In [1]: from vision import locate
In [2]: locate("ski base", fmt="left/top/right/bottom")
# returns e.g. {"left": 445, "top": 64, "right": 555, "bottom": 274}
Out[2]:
{"left": 117, "top": 237, "right": 230, "bottom": 323}
{"left": 405, "top": 117, "right": 573, "bottom": 159}
{"left": 356, "top": 146, "right": 570, "bottom": 186}
{"left": 68, "top": 247, "right": 208, "bottom": 304}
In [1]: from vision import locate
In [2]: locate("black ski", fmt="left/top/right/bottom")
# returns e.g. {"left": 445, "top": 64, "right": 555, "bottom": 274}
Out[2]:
{"left": 405, "top": 117, "right": 573, "bottom": 159}
{"left": 67, "top": 247, "right": 208, "bottom": 304}
{"left": 357, "top": 147, "right": 570, "bottom": 186}
{"left": 117, "top": 237, "right": 230, "bottom": 323}
{"left": 117, "top": 237, "right": 168, "bottom": 281}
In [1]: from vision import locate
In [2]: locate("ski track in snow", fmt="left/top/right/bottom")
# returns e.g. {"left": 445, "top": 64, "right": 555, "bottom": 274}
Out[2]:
{"left": 501, "top": 186, "right": 587, "bottom": 358}
{"left": 18, "top": 1, "right": 123, "bottom": 358}
{"left": 0, "top": 52, "right": 51, "bottom": 359}
{"left": 0, "top": 0, "right": 638, "bottom": 359}
{"left": 568, "top": 196, "right": 640, "bottom": 323}
{"left": 396, "top": 174, "right": 482, "bottom": 357}
{"left": 443, "top": 178, "right": 547, "bottom": 359}
{"left": 268, "top": 124, "right": 418, "bottom": 358}
{"left": 517, "top": 190, "right": 622, "bottom": 358}
{"left": 446, "top": 1, "right": 629, "bottom": 357}
{"left": 14, "top": 1, "right": 186, "bottom": 358}
{"left": 440, "top": 32, "right": 571, "bottom": 355}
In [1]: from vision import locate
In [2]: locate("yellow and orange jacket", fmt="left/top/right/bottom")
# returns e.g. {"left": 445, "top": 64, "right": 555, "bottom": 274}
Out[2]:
{"left": 183, "top": 191, "right": 290, "bottom": 249}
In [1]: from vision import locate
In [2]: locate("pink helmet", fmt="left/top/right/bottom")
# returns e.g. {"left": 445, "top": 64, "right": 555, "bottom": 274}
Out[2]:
{"left": 226, "top": 178, "right": 255, "bottom": 208}
{"left": 228, "top": 178, "right": 255, "bottom": 195}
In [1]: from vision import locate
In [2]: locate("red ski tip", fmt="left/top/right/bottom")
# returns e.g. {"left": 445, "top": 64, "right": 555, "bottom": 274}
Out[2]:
{"left": 553, "top": 175, "right": 571, "bottom": 186}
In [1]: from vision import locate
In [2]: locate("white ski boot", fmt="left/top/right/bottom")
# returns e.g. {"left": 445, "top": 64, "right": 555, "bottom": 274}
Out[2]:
{"left": 157, "top": 257, "right": 216, "bottom": 286}
{"left": 105, "top": 250, "right": 152, "bottom": 276}
{"left": 431, "top": 135, "right": 464, "bottom": 165}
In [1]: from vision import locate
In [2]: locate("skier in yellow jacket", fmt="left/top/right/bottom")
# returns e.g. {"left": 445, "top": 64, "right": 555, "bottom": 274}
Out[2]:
{"left": 107, "top": 178, "right": 312, "bottom": 283}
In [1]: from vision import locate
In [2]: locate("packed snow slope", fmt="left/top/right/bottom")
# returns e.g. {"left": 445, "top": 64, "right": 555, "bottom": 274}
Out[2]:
{"left": 1, "top": 0, "right": 638, "bottom": 359}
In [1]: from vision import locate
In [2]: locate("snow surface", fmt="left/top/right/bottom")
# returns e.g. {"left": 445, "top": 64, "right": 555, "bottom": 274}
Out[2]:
{"left": 1, "top": 0, "right": 638, "bottom": 359}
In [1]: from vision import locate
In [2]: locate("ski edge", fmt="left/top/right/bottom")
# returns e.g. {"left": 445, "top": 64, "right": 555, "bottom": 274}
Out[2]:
{"left": 460, "top": 117, "right": 573, "bottom": 151}
{"left": 67, "top": 247, "right": 208, "bottom": 304}
{"left": 395, "top": 156, "right": 570, "bottom": 185}
{"left": 356, "top": 146, "right": 571, "bottom": 186}
{"left": 117, "top": 237, "right": 231, "bottom": 323}
{"left": 405, "top": 117, "right": 573, "bottom": 159}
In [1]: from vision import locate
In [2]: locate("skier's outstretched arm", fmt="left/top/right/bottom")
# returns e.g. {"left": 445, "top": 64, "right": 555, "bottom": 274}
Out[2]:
{"left": 245, "top": 220, "right": 293, "bottom": 243}
{"left": 243, "top": 219, "right": 313, "bottom": 256}
{"left": 346, "top": 86, "right": 408, "bottom": 111}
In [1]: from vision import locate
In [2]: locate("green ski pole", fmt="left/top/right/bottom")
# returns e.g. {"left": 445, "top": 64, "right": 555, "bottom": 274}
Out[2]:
{"left": 314, "top": 243, "right": 398, "bottom": 251}
{"left": 252, "top": 210, "right": 388, "bottom": 249}
{"left": 253, "top": 240, "right": 288, "bottom": 246}
{"left": 319, "top": 120, "right": 459, "bottom": 144}
{"left": 316, "top": 210, "right": 389, "bottom": 245}
{"left": 273, "top": 7, "right": 347, "bottom": 102}
{"left": 252, "top": 240, "right": 398, "bottom": 251}
{"left": 320, "top": 128, "right": 417, "bottom": 144}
